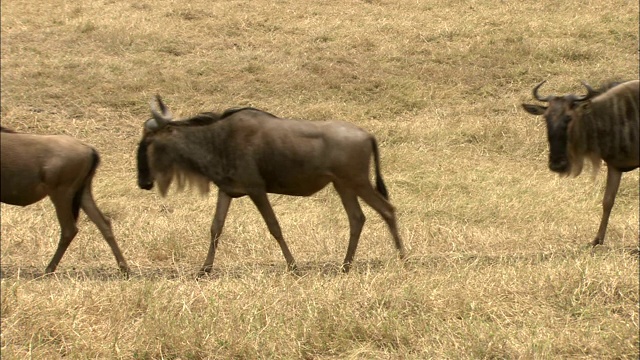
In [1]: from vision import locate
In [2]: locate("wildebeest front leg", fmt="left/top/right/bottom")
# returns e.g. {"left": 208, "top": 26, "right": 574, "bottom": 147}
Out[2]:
{"left": 248, "top": 192, "right": 297, "bottom": 271}
{"left": 199, "top": 190, "right": 232, "bottom": 276}
{"left": 334, "top": 184, "right": 365, "bottom": 273}
{"left": 593, "top": 167, "right": 622, "bottom": 246}
{"left": 45, "top": 193, "right": 79, "bottom": 273}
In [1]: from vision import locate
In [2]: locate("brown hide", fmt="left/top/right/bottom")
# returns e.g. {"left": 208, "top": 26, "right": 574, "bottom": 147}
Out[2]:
{"left": 521, "top": 80, "right": 639, "bottom": 246}
{"left": 138, "top": 97, "right": 405, "bottom": 275}
{"left": 569, "top": 80, "right": 640, "bottom": 171}
{"left": 1, "top": 129, "right": 129, "bottom": 275}
{"left": 2, "top": 133, "right": 94, "bottom": 205}
{"left": 150, "top": 115, "right": 377, "bottom": 197}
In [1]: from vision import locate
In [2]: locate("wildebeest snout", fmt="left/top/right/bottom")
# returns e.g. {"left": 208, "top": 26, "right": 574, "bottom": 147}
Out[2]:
{"left": 548, "top": 158, "right": 569, "bottom": 173}
{"left": 138, "top": 180, "right": 154, "bottom": 190}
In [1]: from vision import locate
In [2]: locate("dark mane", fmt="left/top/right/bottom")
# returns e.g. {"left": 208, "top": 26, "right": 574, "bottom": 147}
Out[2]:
{"left": 1, "top": 126, "right": 16, "bottom": 133}
{"left": 169, "top": 108, "right": 279, "bottom": 128}
{"left": 171, "top": 112, "right": 225, "bottom": 127}
{"left": 221, "top": 107, "right": 278, "bottom": 119}
{"left": 596, "top": 80, "right": 625, "bottom": 94}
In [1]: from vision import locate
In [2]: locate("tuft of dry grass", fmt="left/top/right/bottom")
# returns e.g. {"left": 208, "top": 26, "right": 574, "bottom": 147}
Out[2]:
{"left": 2, "top": 0, "right": 638, "bottom": 358}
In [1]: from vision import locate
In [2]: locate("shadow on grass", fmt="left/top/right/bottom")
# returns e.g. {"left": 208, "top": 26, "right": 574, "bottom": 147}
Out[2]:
{"left": 0, "top": 260, "right": 381, "bottom": 281}
{"left": 1, "top": 246, "right": 637, "bottom": 281}
{"left": 0, "top": 265, "right": 130, "bottom": 281}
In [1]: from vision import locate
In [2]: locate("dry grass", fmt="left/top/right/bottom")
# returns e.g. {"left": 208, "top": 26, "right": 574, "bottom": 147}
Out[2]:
{"left": 1, "top": 0, "right": 638, "bottom": 358}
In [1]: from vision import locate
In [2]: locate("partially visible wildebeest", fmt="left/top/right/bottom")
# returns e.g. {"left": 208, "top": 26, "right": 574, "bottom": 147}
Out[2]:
{"left": 137, "top": 96, "right": 406, "bottom": 275}
{"left": 0, "top": 127, "right": 130, "bottom": 275}
{"left": 521, "top": 79, "right": 639, "bottom": 246}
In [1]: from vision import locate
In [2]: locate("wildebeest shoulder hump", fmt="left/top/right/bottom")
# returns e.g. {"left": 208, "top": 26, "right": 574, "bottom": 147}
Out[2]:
{"left": 171, "top": 112, "right": 224, "bottom": 127}
{"left": 220, "top": 107, "right": 279, "bottom": 119}
{"left": 597, "top": 80, "right": 624, "bottom": 93}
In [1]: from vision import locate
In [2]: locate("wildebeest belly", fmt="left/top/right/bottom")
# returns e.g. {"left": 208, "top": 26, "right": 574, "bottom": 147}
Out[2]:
{"left": 0, "top": 167, "right": 48, "bottom": 206}
{"left": 618, "top": 166, "right": 639, "bottom": 172}
{"left": 252, "top": 141, "right": 335, "bottom": 196}
{"left": 212, "top": 169, "right": 333, "bottom": 197}
{"left": 263, "top": 173, "right": 333, "bottom": 196}
{"left": 603, "top": 152, "right": 639, "bottom": 172}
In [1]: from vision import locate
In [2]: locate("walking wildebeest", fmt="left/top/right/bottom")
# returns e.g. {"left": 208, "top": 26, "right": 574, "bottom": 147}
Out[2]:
{"left": 137, "top": 96, "right": 406, "bottom": 275}
{"left": 521, "top": 79, "right": 639, "bottom": 246}
{"left": 1, "top": 127, "right": 130, "bottom": 275}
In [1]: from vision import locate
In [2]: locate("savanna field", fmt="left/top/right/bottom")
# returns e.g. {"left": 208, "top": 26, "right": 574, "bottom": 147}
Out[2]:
{"left": 1, "top": 0, "right": 639, "bottom": 358}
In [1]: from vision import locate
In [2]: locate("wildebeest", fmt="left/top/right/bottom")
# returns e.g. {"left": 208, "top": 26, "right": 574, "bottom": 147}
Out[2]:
{"left": 137, "top": 96, "right": 406, "bottom": 275}
{"left": 1, "top": 127, "right": 130, "bottom": 275}
{"left": 521, "top": 79, "right": 639, "bottom": 246}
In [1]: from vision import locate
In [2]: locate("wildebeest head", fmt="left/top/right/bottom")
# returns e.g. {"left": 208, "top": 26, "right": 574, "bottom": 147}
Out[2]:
{"left": 521, "top": 80, "right": 600, "bottom": 175}
{"left": 137, "top": 96, "right": 218, "bottom": 196}
{"left": 137, "top": 95, "right": 174, "bottom": 192}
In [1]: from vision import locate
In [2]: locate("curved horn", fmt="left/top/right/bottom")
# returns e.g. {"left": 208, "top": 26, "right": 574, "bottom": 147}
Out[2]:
{"left": 532, "top": 80, "right": 552, "bottom": 102}
{"left": 575, "top": 81, "right": 599, "bottom": 101}
{"left": 148, "top": 95, "right": 173, "bottom": 129}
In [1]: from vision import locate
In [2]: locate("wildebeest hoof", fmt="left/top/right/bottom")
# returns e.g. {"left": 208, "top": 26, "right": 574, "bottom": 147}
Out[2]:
{"left": 196, "top": 268, "right": 212, "bottom": 279}
{"left": 287, "top": 263, "right": 300, "bottom": 273}
{"left": 119, "top": 266, "right": 131, "bottom": 279}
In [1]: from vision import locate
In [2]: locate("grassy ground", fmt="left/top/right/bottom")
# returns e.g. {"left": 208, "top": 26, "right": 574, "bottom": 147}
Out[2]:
{"left": 1, "top": 0, "right": 638, "bottom": 358}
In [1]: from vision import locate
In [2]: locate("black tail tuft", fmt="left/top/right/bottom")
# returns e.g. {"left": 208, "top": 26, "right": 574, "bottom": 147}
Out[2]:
{"left": 72, "top": 149, "right": 100, "bottom": 221}
{"left": 72, "top": 188, "right": 82, "bottom": 221}
{"left": 371, "top": 138, "right": 389, "bottom": 200}
{"left": 375, "top": 175, "right": 389, "bottom": 200}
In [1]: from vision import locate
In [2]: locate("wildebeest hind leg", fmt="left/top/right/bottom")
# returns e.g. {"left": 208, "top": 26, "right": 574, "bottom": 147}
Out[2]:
{"left": 356, "top": 185, "right": 406, "bottom": 259}
{"left": 45, "top": 193, "right": 79, "bottom": 273}
{"left": 333, "top": 183, "right": 365, "bottom": 273}
{"left": 80, "top": 186, "right": 130, "bottom": 274}
{"left": 593, "top": 167, "right": 622, "bottom": 246}
{"left": 249, "top": 192, "right": 297, "bottom": 271}
{"left": 199, "top": 190, "right": 232, "bottom": 276}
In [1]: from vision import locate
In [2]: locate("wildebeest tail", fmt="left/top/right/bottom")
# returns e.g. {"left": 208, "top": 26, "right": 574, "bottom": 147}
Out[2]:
{"left": 371, "top": 138, "right": 389, "bottom": 200}
{"left": 72, "top": 148, "right": 101, "bottom": 221}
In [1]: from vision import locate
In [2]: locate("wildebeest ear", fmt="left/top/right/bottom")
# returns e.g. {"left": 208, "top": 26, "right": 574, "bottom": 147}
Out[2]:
{"left": 521, "top": 103, "right": 547, "bottom": 115}
{"left": 150, "top": 95, "right": 173, "bottom": 129}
